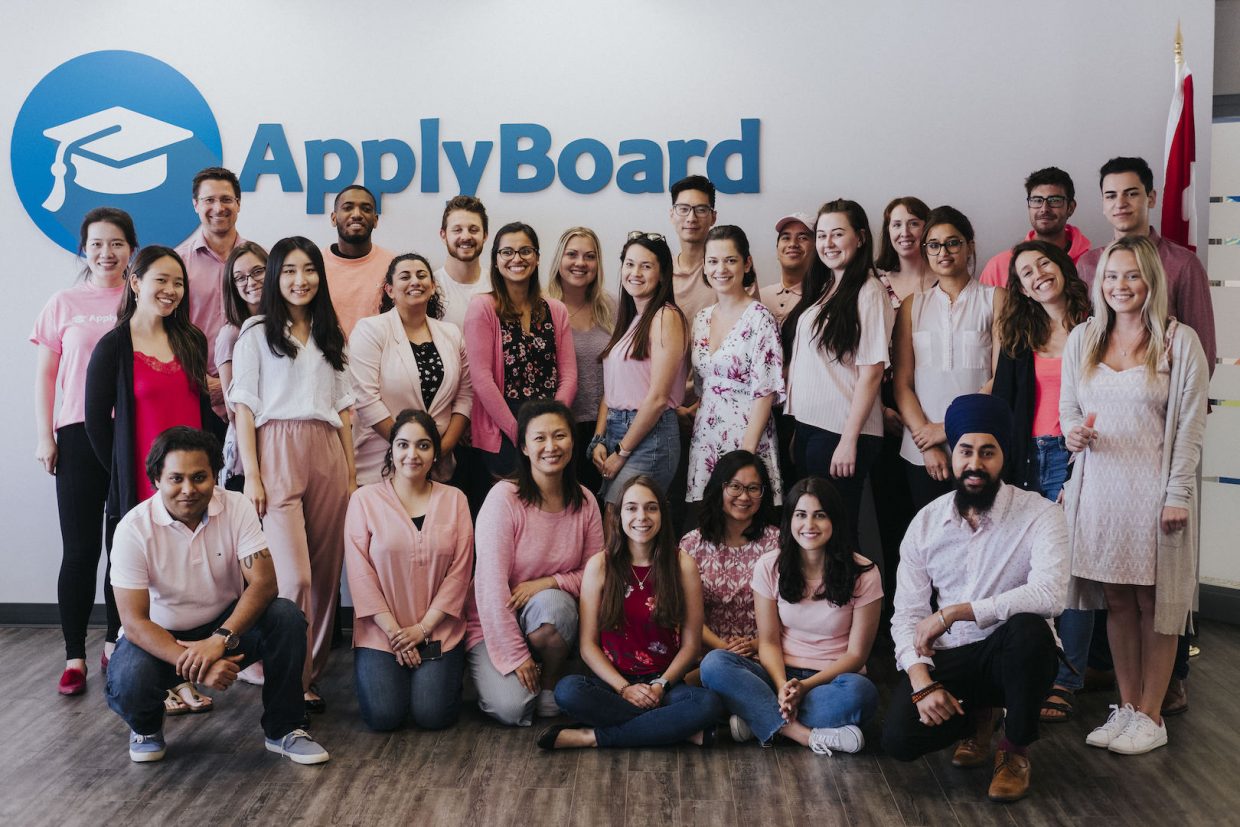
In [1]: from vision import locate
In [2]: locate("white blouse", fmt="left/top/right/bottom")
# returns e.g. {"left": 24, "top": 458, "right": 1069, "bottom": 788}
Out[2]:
{"left": 229, "top": 315, "right": 355, "bottom": 428}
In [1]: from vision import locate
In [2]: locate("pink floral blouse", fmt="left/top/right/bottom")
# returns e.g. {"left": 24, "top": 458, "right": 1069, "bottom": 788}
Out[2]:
{"left": 680, "top": 524, "right": 780, "bottom": 641}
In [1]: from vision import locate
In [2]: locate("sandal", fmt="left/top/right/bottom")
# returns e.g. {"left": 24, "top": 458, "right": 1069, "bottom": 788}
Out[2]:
{"left": 164, "top": 690, "right": 190, "bottom": 716}
{"left": 171, "top": 681, "right": 214, "bottom": 713}
{"left": 1039, "top": 687, "right": 1075, "bottom": 723}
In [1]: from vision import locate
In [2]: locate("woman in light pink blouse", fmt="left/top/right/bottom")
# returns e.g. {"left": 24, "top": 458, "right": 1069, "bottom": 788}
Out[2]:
{"left": 465, "top": 399, "right": 604, "bottom": 726}
{"left": 345, "top": 409, "right": 474, "bottom": 731}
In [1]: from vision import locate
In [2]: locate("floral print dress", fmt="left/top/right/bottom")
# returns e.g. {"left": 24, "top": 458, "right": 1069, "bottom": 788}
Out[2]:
{"left": 687, "top": 301, "right": 785, "bottom": 502}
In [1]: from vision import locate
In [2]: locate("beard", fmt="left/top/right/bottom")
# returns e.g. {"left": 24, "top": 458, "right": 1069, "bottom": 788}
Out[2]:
{"left": 954, "top": 470, "right": 1001, "bottom": 514}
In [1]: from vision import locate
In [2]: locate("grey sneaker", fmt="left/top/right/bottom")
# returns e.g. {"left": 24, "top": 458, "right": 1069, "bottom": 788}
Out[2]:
{"left": 729, "top": 715, "right": 754, "bottom": 743}
{"left": 808, "top": 724, "right": 864, "bottom": 756}
{"left": 1086, "top": 703, "right": 1135, "bottom": 749}
{"left": 265, "top": 729, "right": 330, "bottom": 765}
{"left": 129, "top": 730, "right": 166, "bottom": 763}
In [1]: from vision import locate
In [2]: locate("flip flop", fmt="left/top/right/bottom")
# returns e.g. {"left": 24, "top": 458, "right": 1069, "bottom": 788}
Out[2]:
{"left": 1039, "top": 687, "right": 1075, "bottom": 723}
{"left": 164, "top": 689, "right": 190, "bottom": 716}
{"left": 171, "top": 681, "right": 214, "bottom": 713}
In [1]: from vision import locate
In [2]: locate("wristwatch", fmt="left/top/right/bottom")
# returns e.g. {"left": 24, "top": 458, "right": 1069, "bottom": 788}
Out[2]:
{"left": 212, "top": 627, "right": 239, "bottom": 651}
{"left": 650, "top": 677, "right": 669, "bottom": 689}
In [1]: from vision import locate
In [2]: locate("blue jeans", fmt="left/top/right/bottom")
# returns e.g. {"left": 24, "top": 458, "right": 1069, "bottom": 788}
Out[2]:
{"left": 597, "top": 407, "right": 680, "bottom": 505}
{"left": 1033, "top": 436, "right": 1070, "bottom": 501}
{"left": 700, "top": 649, "right": 878, "bottom": 744}
{"left": 106, "top": 598, "right": 307, "bottom": 739}
{"left": 554, "top": 674, "right": 723, "bottom": 748}
{"left": 354, "top": 643, "right": 466, "bottom": 731}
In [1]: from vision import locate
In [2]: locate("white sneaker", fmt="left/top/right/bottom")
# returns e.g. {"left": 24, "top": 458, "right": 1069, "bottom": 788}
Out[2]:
{"left": 729, "top": 715, "right": 754, "bottom": 743}
{"left": 808, "top": 725, "right": 864, "bottom": 756}
{"left": 536, "top": 689, "right": 560, "bottom": 718}
{"left": 1108, "top": 711, "right": 1167, "bottom": 755}
{"left": 237, "top": 661, "right": 265, "bottom": 686}
{"left": 1086, "top": 703, "right": 1135, "bottom": 749}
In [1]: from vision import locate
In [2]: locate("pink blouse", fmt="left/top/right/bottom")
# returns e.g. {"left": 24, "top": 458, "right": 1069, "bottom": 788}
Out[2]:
{"left": 1032, "top": 354, "right": 1063, "bottom": 437}
{"left": 344, "top": 481, "right": 474, "bottom": 654}
{"left": 680, "top": 525, "right": 779, "bottom": 640}
{"left": 132, "top": 352, "right": 202, "bottom": 501}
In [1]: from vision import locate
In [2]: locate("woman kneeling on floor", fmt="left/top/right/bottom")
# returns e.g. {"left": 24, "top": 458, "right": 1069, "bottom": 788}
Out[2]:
{"left": 541, "top": 476, "right": 723, "bottom": 749}
{"left": 701, "top": 476, "right": 881, "bottom": 755}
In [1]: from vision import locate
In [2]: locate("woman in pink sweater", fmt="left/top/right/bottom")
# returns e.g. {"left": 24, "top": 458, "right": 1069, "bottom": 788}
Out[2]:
{"left": 345, "top": 409, "right": 474, "bottom": 731}
{"left": 465, "top": 399, "right": 604, "bottom": 726}
{"left": 463, "top": 222, "right": 577, "bottom": 489}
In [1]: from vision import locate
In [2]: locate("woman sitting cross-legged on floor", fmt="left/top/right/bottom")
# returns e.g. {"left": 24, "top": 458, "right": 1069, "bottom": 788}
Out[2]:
{"left": 541, "top": 476, "right": 723, "bottom": 749}
{"left": 700, "top": 476, "right": 881, "bottom": 755}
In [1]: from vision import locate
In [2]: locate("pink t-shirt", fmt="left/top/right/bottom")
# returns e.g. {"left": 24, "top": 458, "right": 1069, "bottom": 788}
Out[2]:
{"left": 750, "top": 550, "right": 882, "bottom": 670}
{"left": 1032, "top": 354, "right": 1063, "bottom": 437}
{"left": 30, "top": 281, "right": 125, "bottom": 429}
{"left": 321, "top": 244, "right": 394, "bottom": 338}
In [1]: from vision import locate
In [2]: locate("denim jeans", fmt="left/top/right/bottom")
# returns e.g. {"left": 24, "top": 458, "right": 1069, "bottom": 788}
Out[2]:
{"left": 106, "top": 598, "right": 307, "bottom": 740}
{"left": 554, "top": 674, "right": 723, "bottom": 748}
{"left": 597, "top": 407, "right": 680, "bottom": 505}
{"left": 793, "top": 422, "right": 883, "bottom": 546}
{"left": 1033, "top": 436, "right": 1070, "bottom": 501}
{"left": 354, "top": 643, "right": 466, "bottom": 731}
{"left": 699, "top": 649, "right": 878, "bottom": 744}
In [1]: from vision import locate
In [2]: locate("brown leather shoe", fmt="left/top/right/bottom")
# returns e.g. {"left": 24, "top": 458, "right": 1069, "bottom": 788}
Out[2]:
{"left": 988, "top": 750, "right": 1031, "bottom": 803}
{"left": 952, "top": 737, "right": 989, "bottom": 769}
{"left": 1161, "top": 677, "right": 1188, "bottom": 716}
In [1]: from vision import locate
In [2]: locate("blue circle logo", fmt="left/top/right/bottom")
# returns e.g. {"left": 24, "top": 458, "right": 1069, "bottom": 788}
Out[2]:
{"left": 11, "top": 50, "right": 222, "bottom": 253}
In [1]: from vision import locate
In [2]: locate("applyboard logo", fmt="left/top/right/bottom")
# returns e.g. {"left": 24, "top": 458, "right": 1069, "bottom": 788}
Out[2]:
{"left": 11, "top": 50, "right": 222, "bottom": 253}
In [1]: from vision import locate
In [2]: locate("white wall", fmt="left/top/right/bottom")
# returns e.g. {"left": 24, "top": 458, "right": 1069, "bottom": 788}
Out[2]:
{"left": 0, "top": 0, "right": 1217, "bottom": 605}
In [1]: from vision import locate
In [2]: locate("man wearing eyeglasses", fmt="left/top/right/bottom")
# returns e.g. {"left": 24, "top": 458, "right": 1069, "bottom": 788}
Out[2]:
{"left": 321, "top": 185, "right": 394, "bottom": 337}
{"left": 978, "top": 167, "right": 1091, "bottom": 288}
{"left": 176, "top": 167, "right": 248, "bottom": 430}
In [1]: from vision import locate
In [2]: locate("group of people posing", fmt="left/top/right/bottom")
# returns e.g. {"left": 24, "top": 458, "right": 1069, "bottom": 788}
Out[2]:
{"left": 30, "top": 155, "right": 1212, "bottom": 804}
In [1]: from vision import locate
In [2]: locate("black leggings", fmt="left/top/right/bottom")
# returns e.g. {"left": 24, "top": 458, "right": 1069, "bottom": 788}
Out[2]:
{"left": 55, "top": 423, "right": 120, "bottom": 659}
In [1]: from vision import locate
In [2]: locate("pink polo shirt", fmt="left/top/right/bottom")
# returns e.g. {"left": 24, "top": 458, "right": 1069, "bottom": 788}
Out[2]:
{"left": 110, "top": 488, "right": 266, "bottom": 631}
{"left": 175, "top": 227, "right": 246, "bottom": 372}
{"left": 979, "top": 225, "right": 1091, "bottom": 288}
{"left": 30, "top": 281, "right": 125, "bottom": 429}
{"left": 345, "top": 481, "right": 474, "bottom": 654}
{"left": 321, "top": 243, "right": 394, "bottom": 338}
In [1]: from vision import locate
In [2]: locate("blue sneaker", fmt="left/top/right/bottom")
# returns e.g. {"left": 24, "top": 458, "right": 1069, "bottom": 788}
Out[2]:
{"left": 129, "top": 730, "right": 166, "bottom": 762}
{"left": 265, "top": 729, "right": 329, "bottom": 765}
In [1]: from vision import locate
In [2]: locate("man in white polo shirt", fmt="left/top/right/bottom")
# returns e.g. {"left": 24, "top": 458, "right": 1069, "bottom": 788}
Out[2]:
{"left": 106, "top": 427, "right": 329, "bottom": 765}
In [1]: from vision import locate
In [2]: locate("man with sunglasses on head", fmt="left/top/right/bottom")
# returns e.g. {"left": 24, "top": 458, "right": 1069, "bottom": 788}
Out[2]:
{"left": 979, "top": 167, "right": 1091, "bottom": 287}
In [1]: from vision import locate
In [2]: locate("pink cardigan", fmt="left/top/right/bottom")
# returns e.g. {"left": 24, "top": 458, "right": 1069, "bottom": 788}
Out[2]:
{"left": 464, "top": 481, "right": 604, "bottom": 674}
{"left": 463, "top": 294, "right": 577, "bottom": 452}
{"left": 348, "top": 310, "right": 474, "bottom": 484}
{"left": 344, "top": 480, "right": 474, "bottom": 654}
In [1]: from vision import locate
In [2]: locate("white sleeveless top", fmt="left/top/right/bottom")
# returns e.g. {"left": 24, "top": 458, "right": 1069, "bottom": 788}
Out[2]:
{"left": 899, "top": 280, "right": 996, "bottom": 465}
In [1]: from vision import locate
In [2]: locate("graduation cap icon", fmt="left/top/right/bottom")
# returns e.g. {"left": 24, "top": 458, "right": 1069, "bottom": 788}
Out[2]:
{"left": 41, "top": 105, "right": 195, "bottom": 212}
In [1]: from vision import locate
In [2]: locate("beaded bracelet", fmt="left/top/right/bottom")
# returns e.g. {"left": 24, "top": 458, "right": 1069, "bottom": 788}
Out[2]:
{"left": 910, "top": 681, "right": 945, "bottom": 704}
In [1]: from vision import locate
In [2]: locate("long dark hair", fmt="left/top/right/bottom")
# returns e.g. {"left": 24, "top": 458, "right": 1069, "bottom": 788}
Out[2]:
{"left": 782, "top": 199, "right": 877, "bottom": 361}
{"left": 600, "top": 475, "right": 685, "bottom": 630}
{"left": 509, "top": 399, "right": 584, "bottom": 512}
{"left": 489, "top": 222, "right": 545, "bottom": 324}
{"left": 600, "top": 233, "right": 685, "bottom": 362}
{"left": 78, "top": 206, "right": 137, "bottom": 282}
{"left": 117, "top": 246, "right": 208, "bottom": 394}
{"left": 874, "top": 196, "right": 929, "bottom": 272}
{"left": 382, "top": 408, "right": 442, "bottom": 478}
{"left": 777, "top": 477, "right": 874, "bottom": 606}
{"left": 702, "top": 225, "right": 758, "bottom": 289}
{"left": 378, "top": 252, "right": 444, "bottom": 318}
{"left": 222, "top": 241, "right": 268, "bottom": 328}
{"left": 996, "top": 240, "right": 1091, "bottom": 357}
{"left": 259, "top": 236, "right": 347, "bottom": 371}
{"left": 696, "top": 450, "right": 775, "bottom": 546}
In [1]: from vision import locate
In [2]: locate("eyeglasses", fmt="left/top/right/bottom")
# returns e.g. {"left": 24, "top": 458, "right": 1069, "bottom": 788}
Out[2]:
{"left": 232, "top": 266, "right": 265, "bottom": 285}
{"left": 724, "top": 481, "right": 764, "bottom": 497}
{"left": 627, "top": 231, "right": 667, "bottom": 242}
{"left": 923, "top": 239, "right": 966, "bottom": 254}
{"left": 497, "top": 246, "right": 538, "bottom": 261}
{"left": 1026, "top": 195, "right": 1068, "bottom": 208}
{"left": 196, "top": 195, "right": 238, "bottom": 207}
{"left": 672, "top": 204, "right": 714, "bottom": 218}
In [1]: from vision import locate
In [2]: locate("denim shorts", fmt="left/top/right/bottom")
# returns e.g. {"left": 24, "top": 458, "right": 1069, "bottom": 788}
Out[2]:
{"left": 1033, "top": 435, "right": 1070, "bottom": 502}
{"left": 596, "top": 407, "right": 680, "bottom": 505}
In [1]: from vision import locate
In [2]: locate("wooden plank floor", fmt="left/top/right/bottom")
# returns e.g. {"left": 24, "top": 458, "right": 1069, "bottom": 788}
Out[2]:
{"left": 4, "top": 621, "right": 1240, "bottom": 826}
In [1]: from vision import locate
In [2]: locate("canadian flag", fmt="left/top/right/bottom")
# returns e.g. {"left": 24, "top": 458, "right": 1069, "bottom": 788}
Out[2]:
{"left": 1161, "top": 52, "right": 1196, "bottom": 251}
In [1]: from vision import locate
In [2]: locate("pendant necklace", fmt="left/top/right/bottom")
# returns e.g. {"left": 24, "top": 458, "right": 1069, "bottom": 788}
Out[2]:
{"left": 631, "top": 565, "right": 653, "bottom": 591}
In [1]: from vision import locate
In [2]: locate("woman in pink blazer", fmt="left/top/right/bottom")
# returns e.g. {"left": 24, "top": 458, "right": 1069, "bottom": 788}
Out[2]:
{"left": 349, "top": 253, "right": 473, "bottom": 485}
{"left": 464, "top": 222, "right": 577, "bottom": 483}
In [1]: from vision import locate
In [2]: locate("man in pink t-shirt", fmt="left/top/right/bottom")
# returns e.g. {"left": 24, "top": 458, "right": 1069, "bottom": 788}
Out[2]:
{"left": 978, "top": 167, "right": 1091, "bottom": 288}
{"left": 321, "top": 185, "right": 394, "bottom": 337}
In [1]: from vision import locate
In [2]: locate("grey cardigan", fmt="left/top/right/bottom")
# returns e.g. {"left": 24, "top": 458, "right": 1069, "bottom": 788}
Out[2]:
{"left": 1059, "top": 320, "right": 1208, "bottom": 635}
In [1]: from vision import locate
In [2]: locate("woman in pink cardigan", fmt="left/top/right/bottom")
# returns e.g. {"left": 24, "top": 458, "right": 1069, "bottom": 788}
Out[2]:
{"left": 465, "top": 399, "right": 604, "bottom": 726}
{"left": 349, "top": 253, "right": 473, "bottom": 486}
{"left": 463, "top": 222, "right": 577, "bottom": 487}
{"left": 345, "top": 409, "right": 474, "bottom": 731}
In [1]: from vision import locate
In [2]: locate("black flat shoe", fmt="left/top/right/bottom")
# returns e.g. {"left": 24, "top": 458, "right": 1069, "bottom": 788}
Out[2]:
{"left": 538, "top": 724, "right": 584, "bottom": 750}
{"left": 305, "top": 684, "right": 326, "bottom": 714}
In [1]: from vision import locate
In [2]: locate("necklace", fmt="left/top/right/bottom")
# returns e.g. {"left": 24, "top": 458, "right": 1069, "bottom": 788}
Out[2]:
{"left": 631, "top": 564, "right": 653, "bottom": 591}
{"left": 565, "top": 301, "right": 590, "bottom": 320}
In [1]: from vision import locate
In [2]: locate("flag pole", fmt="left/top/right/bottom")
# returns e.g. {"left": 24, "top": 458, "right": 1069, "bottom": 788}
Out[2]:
{"left": 1175, "top": 20, "right": 1183, "bottom": 65}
